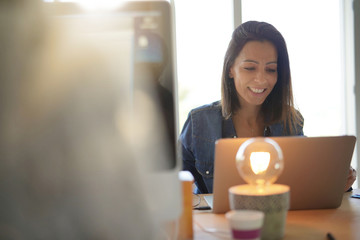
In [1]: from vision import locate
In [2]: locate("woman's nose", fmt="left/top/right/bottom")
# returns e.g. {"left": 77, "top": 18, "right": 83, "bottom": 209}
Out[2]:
{"left": 254, "top": 70, "right": 266, "bottom": 83}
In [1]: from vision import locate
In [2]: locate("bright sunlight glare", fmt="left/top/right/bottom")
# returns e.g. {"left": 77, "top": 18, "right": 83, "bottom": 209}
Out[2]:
{"left": 58, "top": 0, "right": 126, "bottom": 11}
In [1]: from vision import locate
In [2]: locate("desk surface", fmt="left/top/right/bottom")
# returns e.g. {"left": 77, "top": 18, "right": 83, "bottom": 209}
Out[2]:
{"left": 193, "top": 189, "right": 360, "bottom": 240}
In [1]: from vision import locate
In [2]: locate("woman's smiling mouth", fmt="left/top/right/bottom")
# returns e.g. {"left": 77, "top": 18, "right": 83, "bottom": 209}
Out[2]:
{"left": 249, "top": 87, "right": 266, "bottom": 93}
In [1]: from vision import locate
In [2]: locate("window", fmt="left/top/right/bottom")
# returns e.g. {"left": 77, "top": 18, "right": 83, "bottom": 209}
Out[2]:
{"left": 174, "top": 0, "right": 233, "bottom": 129}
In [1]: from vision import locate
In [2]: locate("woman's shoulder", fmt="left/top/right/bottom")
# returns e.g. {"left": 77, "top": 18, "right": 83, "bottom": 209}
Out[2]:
{"left": 183, "top": 100, "right": 223, "bottom": 142}
{"left": 190, "top": 100, "right": 222, "bottom": 115}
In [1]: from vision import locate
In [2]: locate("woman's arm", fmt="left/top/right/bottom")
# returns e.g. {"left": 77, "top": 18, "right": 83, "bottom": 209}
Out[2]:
{"left": 179, "top": 113, "right": 209, "bottom": 194}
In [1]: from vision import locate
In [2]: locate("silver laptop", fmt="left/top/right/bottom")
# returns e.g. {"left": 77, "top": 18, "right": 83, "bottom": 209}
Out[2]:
{"left": 207, "top": 136, "right": 356, "bottom": 214}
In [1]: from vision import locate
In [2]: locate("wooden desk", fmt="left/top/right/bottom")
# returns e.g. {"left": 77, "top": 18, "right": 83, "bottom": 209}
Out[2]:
{"left": 193, "top": 189, "right": 360, "bottom": 239}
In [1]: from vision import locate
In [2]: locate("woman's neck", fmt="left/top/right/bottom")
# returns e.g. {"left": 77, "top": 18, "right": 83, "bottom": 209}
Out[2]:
{"left": 234, "top": 104, "right": 262, "bottom": 123}
{"left": 232, "top": 105, "right": 264, "bottom": 137}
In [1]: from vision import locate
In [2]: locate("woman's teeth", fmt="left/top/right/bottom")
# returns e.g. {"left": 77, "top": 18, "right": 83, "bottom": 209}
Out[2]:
{"left": 249, "top": 87, "right": 265, "bottom": 93}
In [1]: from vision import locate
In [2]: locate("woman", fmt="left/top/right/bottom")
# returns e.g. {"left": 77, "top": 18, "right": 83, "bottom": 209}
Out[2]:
{"left": 179, "top": 21, "right": 356, "bottom": 194}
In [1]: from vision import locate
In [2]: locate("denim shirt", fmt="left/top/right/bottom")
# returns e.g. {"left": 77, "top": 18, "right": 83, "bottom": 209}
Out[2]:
{"left": 179, "top": 101, "right": 304, "bottom": 194}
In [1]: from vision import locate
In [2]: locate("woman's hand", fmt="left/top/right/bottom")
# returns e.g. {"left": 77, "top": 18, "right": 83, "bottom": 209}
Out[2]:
{"left": 344, "top": 166, "right": 357, "bottom": 192}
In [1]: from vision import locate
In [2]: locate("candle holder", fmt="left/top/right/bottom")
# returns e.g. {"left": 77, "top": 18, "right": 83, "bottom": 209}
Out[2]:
{"left": 228, "top": 138, "right": 290, "bottom": 240}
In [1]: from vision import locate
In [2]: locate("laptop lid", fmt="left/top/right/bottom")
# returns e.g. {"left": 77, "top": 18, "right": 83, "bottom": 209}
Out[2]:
{"left": 212, "top": 136, "right": 356, "bottom": 213}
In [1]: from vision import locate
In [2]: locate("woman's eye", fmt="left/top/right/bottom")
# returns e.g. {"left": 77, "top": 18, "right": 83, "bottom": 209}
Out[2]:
{"left": 267, "top": 68, "right": 277, "bottom": 73}
{"left": 244, "top": 67, "right": 255, "bottom": 71}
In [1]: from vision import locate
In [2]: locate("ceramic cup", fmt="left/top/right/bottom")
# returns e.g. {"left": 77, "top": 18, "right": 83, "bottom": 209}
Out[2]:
{"left": 225, "top": 210, "right": 264, "bottom": 240}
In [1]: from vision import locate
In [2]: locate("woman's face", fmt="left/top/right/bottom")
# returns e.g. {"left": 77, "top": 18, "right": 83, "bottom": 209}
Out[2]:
{"left": 229, "top": 40, "right": 278, "bottom": 107}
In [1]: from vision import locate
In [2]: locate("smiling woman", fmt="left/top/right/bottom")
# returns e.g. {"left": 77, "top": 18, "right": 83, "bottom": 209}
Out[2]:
{"left": 229, "top": 41, "right": 278, "bottom": 108}
{"left": 179, "top": 21, "right": 304, "bottom": 194}
{"left": 229, "top": 41, "right": 279, "bottom": 137}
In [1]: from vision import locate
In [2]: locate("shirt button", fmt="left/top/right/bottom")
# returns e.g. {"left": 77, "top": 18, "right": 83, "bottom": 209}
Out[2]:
{"left": 206, "top": 170, "right": 209, "bottom": 175}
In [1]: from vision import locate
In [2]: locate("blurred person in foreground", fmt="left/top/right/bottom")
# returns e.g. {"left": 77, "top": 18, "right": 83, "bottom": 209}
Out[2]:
{"left": 0, "top": 1, "right": 162, "bottom": 239}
